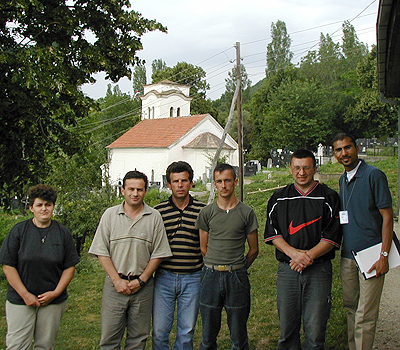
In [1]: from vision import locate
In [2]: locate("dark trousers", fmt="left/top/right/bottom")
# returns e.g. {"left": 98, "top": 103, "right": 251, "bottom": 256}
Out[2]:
{"left": 277, "top": 260, "right": 332, "bottom": 350}
{"left": 199, "top": 266, "right": 250, "bottom": 350}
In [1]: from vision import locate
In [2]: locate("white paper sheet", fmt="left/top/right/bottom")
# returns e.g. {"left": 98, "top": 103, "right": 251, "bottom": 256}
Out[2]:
{"left": 353, "top": 239, "right": 400, "bottom": 279}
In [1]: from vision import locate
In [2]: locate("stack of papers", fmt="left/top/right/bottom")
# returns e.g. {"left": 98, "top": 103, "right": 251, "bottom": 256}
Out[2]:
{"left": 352, "top": 234, "right": 400, "bottom": 279}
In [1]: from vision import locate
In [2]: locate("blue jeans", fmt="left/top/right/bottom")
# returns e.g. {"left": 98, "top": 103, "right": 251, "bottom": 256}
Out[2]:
{"left": 199, "top": 266, "right": 250, "bottom": 350}
{"left": 152, "top": 269, "right": 202, "bottom": 350}
{"left": 276, "top": 260, "right": 333, "bottom": 350}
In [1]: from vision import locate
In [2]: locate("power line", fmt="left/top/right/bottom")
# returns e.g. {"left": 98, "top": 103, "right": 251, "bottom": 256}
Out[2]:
{"left": 241, "top": 12, "right": 376, "bottom": 47}
{"left": 77, "top": 3, "right": 378, "bottom": 136}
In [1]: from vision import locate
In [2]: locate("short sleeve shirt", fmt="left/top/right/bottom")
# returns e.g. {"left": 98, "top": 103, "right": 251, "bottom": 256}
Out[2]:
{"left": 89, "top": 202, "right": 172, "bottom": 275}
{"left": 340, "top": 160, "right": 392, "bottom": 258}
{"left": 0, "top": 219, "right": 80, "bottom": 305}
{"left": 196, "top": 201, "right": 258, "bottom": 266}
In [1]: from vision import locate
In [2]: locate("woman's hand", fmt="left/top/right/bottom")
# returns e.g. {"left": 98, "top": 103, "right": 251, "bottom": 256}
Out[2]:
{"left": 37, "top": 291, "right": 57, "bottom": 306}
{"left": 23, "top": 292, "right": 40, "bottom": 307}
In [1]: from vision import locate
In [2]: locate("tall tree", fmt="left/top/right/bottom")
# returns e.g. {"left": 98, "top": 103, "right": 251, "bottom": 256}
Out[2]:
{"left": 317, "top": 33, "right": 344, "bottom": 84}
{"left": 266, "top": 20, "right": 293, "bottom": 76}
{"left": 341, "top": 21, "right": 368, "bottom": 65}
{"left": 225, "top": 64, "right": 252, "bottom": 96}
{"left": 215, "top": 64, "right": 252, "bottom": 119}
{"left": 151, "top": 58, "right": 167, "bottom": 81}
{"left": 212, "top": 65, "right": 252, "bottom": 150}
{"left": 344, "top": 46, "right": 397, "bottom": 138}
{"left": 132, "top": 64, "right": 147, "bottom": 95}
{"left": 0, "top": 0, "right": 166, "bottom": 207}
{"left": 247, "top": 67, "right": 299, "bottom": 161}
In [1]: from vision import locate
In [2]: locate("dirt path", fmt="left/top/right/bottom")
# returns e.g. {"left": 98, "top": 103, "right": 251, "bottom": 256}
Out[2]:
{"left": 373, "top": 222, "right": 400, "bottom": 349}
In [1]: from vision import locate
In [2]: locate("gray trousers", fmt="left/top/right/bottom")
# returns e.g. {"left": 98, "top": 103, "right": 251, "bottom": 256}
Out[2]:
{"left": 100, "top": 275, "right": 154, "bottom": 350}
{"left": 5, "top": 299, "right": 67, "bottom": 350}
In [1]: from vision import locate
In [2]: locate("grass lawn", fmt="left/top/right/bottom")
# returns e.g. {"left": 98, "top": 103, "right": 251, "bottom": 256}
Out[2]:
{"left": 0, "top": 156, "right": 396, "bottom": 349}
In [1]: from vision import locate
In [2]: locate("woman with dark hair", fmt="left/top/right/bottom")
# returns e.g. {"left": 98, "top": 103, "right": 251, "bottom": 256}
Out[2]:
{"left": 0, "top": 184, "right": 80, "bottom": 349}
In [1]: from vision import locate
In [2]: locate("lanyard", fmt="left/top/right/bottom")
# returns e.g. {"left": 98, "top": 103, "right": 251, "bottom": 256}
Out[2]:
{"left": 341, "top": 177, "right": 357, "bottom": 210}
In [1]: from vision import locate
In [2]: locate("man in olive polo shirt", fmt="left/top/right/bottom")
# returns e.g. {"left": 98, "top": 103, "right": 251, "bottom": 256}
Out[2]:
{"left": 89, "top": 170, "right": 172, "bottom": 350}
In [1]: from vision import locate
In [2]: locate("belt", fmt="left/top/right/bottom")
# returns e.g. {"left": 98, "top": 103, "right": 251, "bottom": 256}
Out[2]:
{"left": 204, "top": 263, "right": 245, "bottom": 272}
{"left": 118, "top": 273, "right": 140, "bottom": 281}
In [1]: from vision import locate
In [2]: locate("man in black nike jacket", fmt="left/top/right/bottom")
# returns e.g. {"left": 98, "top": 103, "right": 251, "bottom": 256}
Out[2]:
{"left": 264, "top": 149, "right": 342, "bottom": 350}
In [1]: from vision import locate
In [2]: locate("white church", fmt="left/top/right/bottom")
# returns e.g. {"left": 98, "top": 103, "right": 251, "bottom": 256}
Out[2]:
{"left": 105, "top": 80, "right": 239, "bottom": 187}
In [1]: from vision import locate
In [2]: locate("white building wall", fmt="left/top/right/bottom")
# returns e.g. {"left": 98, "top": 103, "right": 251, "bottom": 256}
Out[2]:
{"left": 108, "top": 148, "right": 170, "bottom": 186}
{"left": 141, "top": 93, "right": 191, "bottom": 119}
{"left": 107, "top": 116, "right": 239, "bottom": 187}
{"left": 141, "top": 82, "right": 191, "bottom": 120}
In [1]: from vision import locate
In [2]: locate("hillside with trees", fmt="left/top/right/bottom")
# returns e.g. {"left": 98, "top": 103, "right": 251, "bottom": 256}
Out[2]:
{"left": 235, "top": 20, "right": 397, "bottom": 163}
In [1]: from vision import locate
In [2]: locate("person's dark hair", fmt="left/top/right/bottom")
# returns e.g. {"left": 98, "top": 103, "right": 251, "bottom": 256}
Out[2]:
{"left": 290, "top": 149, "right": 316, "bottom": 168}
{"left": 214, "top": 163, "right": 236, "bottom": 180}
{"left": 122, "top": 170, "right": 148, "bottom": 190}
{"left": 332, "top": 132, "right": 357, "bottom": 148}
{"left": 166, "top": 161, "right": 194, "bottom": 183}
{"left": 28, "top": 184, "right": 57, "bottom": 206}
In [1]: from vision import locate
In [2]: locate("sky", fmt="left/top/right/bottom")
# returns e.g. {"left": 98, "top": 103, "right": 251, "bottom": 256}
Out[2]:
{"left": 81, "top": 0, "right": 380, "bottom": 101}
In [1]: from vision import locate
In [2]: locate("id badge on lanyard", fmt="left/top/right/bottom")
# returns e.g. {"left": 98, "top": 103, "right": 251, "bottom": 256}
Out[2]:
{"left": 339, "top": 210, "right": 348, "bottom": 224}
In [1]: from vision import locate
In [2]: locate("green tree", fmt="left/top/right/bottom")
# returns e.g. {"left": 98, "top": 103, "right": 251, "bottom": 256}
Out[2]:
{"left": 341, "top": 21, "right": 368, "bottom": 66}
{"left": 85, "top": 85, "right": 141, "bottom": 148}
{"left": 151, "top": 61, "right": 211, "bottom": 115}
{"left": 244, "top": 20, "right": 294, "bottom": 161}
{"left": 0, "top": 0, "right": 166, "bottom": 208}
{"left": 225, "top": 65, "right": 252, "bottom": 97}
{"left": 152, "top": 61, "right": 209, "bottom": 96}
{"left": 213, "top": 65, "right": 251, "bottom": 124}
{"left": 132, "top": 64, "right": 147, "bottom": 95}
{"left": 212, "top": 65, "right": 252, "bottom": 151}
{"left": 151, "top": 58, "right": 167, "bottom": 80}
{"left": 46, "top": 85, "right": 142, "bottom": 252}
{"left": 266, "top": 20, "right": 293, "bottom": 76}
{"left": 47, "top": 147, "right": 119, "bottom": 255}
{"left": 344, "top": 46, "right": 398, "bottom": 138}
{"left": 298, "top": 24, "right": 368, "bottom": 137}
{"left": 264, "top": 78, "right": 332, "bottom": 150}
{"left": 247, "top": 67, "right": 299, "bottom": 161}
{"left": 317, "top": 33, "right": 344, "bottom": 84}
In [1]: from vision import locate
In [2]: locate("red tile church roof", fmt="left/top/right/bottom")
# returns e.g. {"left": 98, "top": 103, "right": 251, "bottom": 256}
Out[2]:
{"left": 106, "top": 115, "right": 208, "bottom": 148}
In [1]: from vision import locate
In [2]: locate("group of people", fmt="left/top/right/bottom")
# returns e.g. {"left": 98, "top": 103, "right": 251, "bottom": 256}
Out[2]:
{"left": 265, "top": 132, "right": 393, "bottom": 350}
{"left": 88, "top": 161, "right": 259, "bottom": 350}
{"left": 0, "top": 132, "right": 394, "bottom": 350}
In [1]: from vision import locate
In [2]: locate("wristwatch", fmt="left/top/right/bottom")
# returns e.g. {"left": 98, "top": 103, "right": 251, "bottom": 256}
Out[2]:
{"left": 381, "top": 251, "right": 389, "bottom": 257}
{"left": 137, "top": 277, "right": 146, "bottom": 287}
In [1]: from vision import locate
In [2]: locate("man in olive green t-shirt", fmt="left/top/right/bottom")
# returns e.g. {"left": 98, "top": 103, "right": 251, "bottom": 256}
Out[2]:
{"left": 196, "top": 163, "right": 259, "bottom": 350}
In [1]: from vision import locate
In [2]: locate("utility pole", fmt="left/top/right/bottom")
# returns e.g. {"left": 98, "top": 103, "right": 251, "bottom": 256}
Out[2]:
{"left": 235, "top": 42, "right": 244, "bottom": 201}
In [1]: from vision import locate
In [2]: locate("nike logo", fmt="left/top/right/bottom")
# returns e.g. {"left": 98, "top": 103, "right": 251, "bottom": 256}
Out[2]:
{"left": 288, "top": 217, "right": 322, "bottom": 235}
